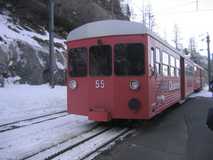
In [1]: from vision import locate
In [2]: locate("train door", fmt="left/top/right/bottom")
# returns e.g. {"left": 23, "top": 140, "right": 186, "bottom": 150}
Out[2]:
{"left": 149, "top": 46, "right": 160, "bottom": 114}
{"left": 180, "top": 57, "right": 185, "bottom": 99}
{"left": 67, "top": 47, "right": 89, "bottom": 115}
{"left": 149, "top": 46, "right": 164, "bottom": 116}
{"left": 113, "top": 42, "right": 148, "bottom": 119}
{"left": 88, "top": 44, "right": 114, "bottom": 121}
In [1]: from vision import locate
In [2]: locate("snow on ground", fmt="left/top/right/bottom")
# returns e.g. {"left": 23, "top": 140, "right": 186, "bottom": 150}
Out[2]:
{"left": 0, "top": 83, "right": 210, "bottom": 160}
{"left": 0, "top": 84, "right": 67, "bottom": 125}
{"left": 0, "top": 116, "right": 95, "bottom": 160}
{"left": 0, "top": 84, "right": 96, "bottom": 160}
{"left": 190, "top": 86, "right": 213, "bottom": 98}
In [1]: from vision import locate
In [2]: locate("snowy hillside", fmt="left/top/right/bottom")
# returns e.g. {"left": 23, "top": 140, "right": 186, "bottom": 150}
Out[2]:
{"left": 0, "top": 9, "right": 66, "bottom": 84}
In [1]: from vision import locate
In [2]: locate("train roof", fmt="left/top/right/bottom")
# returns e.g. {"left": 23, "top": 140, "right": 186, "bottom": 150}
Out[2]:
{"left": 67, "top": 20, "right": 149, "bottom": 41}
{"left": 67, "top": 20, "right": 182, "bottom": 55}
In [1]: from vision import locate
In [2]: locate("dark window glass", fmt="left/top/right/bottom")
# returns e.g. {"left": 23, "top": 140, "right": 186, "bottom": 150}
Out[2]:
{"left": 69, "top": 47, "right": 87, "bottom": 77}
{"left": 114, "top": 43, "right": 145, "bottom": 76}
{"left": 89, "top": 45, "right": 112, "bottom": 76}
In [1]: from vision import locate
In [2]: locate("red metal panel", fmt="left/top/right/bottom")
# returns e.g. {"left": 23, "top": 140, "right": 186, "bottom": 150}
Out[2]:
{"left": 88, "top": 109, "right": 111, "bottom": 121}
{"left": 193, "top": 67, "right": 202, "bottom": 91}
{"left": 67, "top": 78, "right": 89, "bottom": 116}
{"left": 148, "top": 36, "right": 181, "bottom": 118}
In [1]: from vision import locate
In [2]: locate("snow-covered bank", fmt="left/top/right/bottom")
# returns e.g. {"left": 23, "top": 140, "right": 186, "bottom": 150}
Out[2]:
{"left": 190, "top": 86, "right": 212, "bottom": 98}
{"left": 0, "top": 84, "right": 67, "bottom": 124}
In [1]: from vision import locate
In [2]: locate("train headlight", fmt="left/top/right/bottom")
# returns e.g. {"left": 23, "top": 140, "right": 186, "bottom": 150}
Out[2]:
{"left": 129, "top": 80, "right": 140, "bottom": 90}
{"left": 69, "top": 80, "right": 77, "bottom": 90}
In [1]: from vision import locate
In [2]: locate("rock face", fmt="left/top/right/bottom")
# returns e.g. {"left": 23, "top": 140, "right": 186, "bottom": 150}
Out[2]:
{"left": 0, "top": 0, "right": 129, "bottom": 85}
{"left": 0, "top": 40, "right": 66, "bottom": 85}
{"left": 2, "top": 0, "right": 129, "bottom": 34}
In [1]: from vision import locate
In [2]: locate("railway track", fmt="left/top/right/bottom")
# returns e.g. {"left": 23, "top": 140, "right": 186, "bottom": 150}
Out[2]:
{"left": 24, "top": 126, "right": 134, "bottom": 160}
{"left": 0, "top": 112, "right": 134, "bottom": 160}
{"left": 0, "top": 111, "right": 68, "bottom": 132}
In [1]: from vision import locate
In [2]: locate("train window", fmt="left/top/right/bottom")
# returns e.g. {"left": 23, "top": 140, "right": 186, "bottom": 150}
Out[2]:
{"left": 176, "top": 59, "right": 180, "bottom": 68}
{"left": 189, "top": 66, "right": 194, "bottom": 76}
{"left": 69, "top": 47, "right": 88, "bottom": 77}
{"left": 89, "top": 45, "right": 112, "bottom": 76}
{"left": 176, "top": 69, "right": 180, "bottom": 77}
{"left": 170, "top": 56, "right": 175, "bottom": 67}
{"left": 155, "top": 63, "right": 161, "bottom": 74}
{"left": 170, "top": 67, "right": 175, "bottom": 77}
{"left": 151, "top": 47, "right": 154, "bottom": 67}
{"left": 162, "top": 52, "right": 169, "bottom": 65}
{"left": 155, "top": 48, "right": 161, "bottom": 63}
{"left": 162, "top": 65, "right": 169, "bottom": 76}
{"left": 114, "top": 43, "right": 145, "bottom": 76}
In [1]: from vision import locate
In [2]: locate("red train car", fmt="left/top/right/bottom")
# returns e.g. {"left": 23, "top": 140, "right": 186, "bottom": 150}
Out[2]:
{"left": 66, "top": 20, "right": 204, "bottom": 121}
{"left": 193, "top": 64, "right": 204, "bottom": 91}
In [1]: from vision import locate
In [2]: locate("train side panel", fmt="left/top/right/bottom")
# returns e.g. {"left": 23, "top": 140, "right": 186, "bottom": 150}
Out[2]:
{"left": 185, "top": 60, "right": 194, "bottom": 96}
{"left": 148, "top": 36, "right": 181, "bottom": 118}
{"left": 193, "top": 66, "right": 202, "bottom": 91}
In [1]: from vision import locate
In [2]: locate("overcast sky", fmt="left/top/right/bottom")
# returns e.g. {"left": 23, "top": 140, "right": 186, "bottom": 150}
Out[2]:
{"left": 128, "top": 0, "right": 213, "bottom": 55}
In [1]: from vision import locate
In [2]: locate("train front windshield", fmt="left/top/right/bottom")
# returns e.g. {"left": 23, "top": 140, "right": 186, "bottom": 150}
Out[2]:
{"left": 68, "top": 43, "right": 145, "bottom": 77}
{"left": 69, "top": 47, "right": 87, "bottom": 77}
{"left": 89, "top": 45, "right": 112, "bottom": 76}
{"left": 114, "top": 43, "right": 145, "bottom": 76}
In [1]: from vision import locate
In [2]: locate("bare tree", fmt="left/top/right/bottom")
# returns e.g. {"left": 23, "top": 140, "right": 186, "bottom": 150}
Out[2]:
{"left": 141, "top": 4, "right": 155, "bottom": 31}
{"left": 163, "top": 29, "right": 168, "bottom": 42}
{"left": 188, "top": 37, "right": 197, "bottom": 55}
{"left": 173, "top": 24, "right": 182, "bottom": 50}
{"left": 188, "top": 37, "right": 201, "bottom": 64}
{"left": 120, "top": 0, "right": 131, "bottom": 18}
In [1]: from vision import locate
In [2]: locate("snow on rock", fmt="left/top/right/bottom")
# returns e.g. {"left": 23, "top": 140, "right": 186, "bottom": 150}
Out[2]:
{"left": 0, "top": 13, "right": 66, "bottom": 50}
{"left": 0, "top": 14, "right": 40, "bottom": 47}
{"left": 56, "top": 60, "right": 65, "bottom": 70}
{"left": 0, "top": 10, "right": 66, "bottom": 84}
